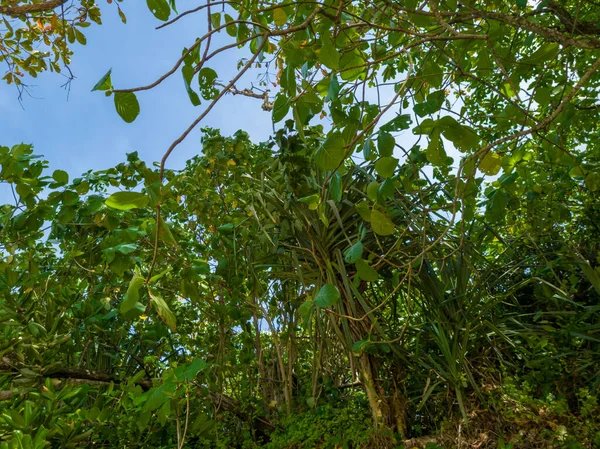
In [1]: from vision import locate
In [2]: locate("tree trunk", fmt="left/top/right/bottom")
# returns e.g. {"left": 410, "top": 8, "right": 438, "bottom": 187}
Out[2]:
{"left": 359, "top": 354, "right": 408, "bottom": 437}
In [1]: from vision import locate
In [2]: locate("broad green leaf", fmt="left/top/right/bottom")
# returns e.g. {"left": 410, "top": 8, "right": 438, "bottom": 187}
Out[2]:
{"left": 52, "top": 169, "right": 68, "bottom": 185}
{"left": 356, "top": 201, "right": 371, "bottom": 221}
{"left": 217, "top": 223, "right": 235, "bottom": 234}
{"left": 371, "top": 209, "right": 395, "bottom": 235}
{"left": 157, "top": 401, "right": 170, "bottom": 426}
{"left": 91, "top": 69, "right": 112, "bottom": 92}
{"left": 414, "top": 90, "right": 445, "bottom": 117}
{"left": 377, "top": 132, "right": 395, "bottom": 157}
{"left": 314, "top": 133, "right": 345, "bottom": 170}
{"left": 329, "top": 171, "right": 342, "bottom": 201}
{"left": 150, "top": 291, "right": 177, "bottom": 331}
{"left": 344, "top": 241, "right": 364, "bottom": 264}
{"left": 143, "top": 381, "right": 176, "bottom": 412}
{"left": 224, "top": 14, "right": 237, "bottom": 36}
{"left": 363, "top": 139, "right": 373, "bottom": 160}
{"left": 326, "top": 74, "right": 340, "bottom": 101}
{"left": 339, "top": 51, "right": 366, "bottom": 81}
{"left": 299, "top": 193, "right": 321, "bottom": 209}
{"left": 182, "top": 65, "right": 201, "bottom": 106}
{"left": 569, "top": 166, "right": 585, "bottom": 178}
{"left": 422, "top": 60, "right": 443, "bottom": 88}
{"left": 210, "top": 12, "right": 221, "bottom": 29}
{"left": 111, "top": 243, "right": 138, "bottom": 254}
{"left": 146, "top": 0, "right": 170, "bottom": 21}
{"left": 378, "top": 178, "right": 394, "bottom": 199}
{"left": 356, "top": 259, "right": 379, "bottom": 281}
{"left": 314, "top": 284, "right": 340, "bottom": 307}
{"left": 159, "top": 217, "right": 178, "bottom": 247}
{"left": 174, "top": 359, "right": 208, "bottom": 382}
{"left": 121, "top": 272, "right": 145, "bottom": 313}
{"left": 273, "top": 8, "right": 287, "bottom": 26}
{"left": 374, "top": 157, "right": 399, "bottom": 178}
{"left": 105, "top": 192, "right": 149, "bottom": 210}
{"left": 298, "top": 298, "right": 315, "bottom": 329}
{"left": 426, "top": 133, "right": 447, "bottom": 166}
{"left": 149, "top": 267, "right": 172, "bottom": 284}
{"left": 521, "top": 43, "right": 559, "bottom": 65}
{"left": 380, "top": 114, "right": 412, "bottom": 132}
{"left": 367, "top": 181, "right": 380, "bottom": 202}
{"left": 585, "top": 172, "right": 599, "bottom": 191}
{"left": 479, "top": 151, "right": 502, "bottom": 175}
{"left": 114, "top": 92, "right": 140, "bottom": 123}
{"left": 272, "top": 94, "right": 290, "bottom": 123}
{"left": 319, "top": 34, "right": 340, "bottom": 70}
{"left": 198, "top": 68, "right": 219, "bottom": 100}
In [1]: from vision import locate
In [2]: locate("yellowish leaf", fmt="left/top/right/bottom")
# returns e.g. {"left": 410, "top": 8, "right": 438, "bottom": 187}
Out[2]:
{"left": 479, "top": 151, "right": 502, "bottom": 176}
{"left": 273, "top": 8, "right": 287, "bottom": 26}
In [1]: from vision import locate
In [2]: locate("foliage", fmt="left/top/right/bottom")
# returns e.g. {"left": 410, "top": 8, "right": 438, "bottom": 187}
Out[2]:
{"left": 0, "top": 0, "right": 126, "bottom": 96}
{"left": 2, "top": 0, "right": 600, "bottom": 448}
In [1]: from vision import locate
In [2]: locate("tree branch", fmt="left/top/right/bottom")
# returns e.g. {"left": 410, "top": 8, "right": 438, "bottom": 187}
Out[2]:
{"left": 0, "top": 0, "right": 68, "bottom": 17}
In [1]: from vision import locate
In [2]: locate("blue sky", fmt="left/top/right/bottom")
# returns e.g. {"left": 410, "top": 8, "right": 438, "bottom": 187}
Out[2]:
{"left": 0, "top": 2, "right": 275, "bottom": 177}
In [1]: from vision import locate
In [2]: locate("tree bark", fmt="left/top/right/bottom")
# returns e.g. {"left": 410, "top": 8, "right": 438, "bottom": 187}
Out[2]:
{"left": 0, "top": 0, "right": 69, "bottom": 18}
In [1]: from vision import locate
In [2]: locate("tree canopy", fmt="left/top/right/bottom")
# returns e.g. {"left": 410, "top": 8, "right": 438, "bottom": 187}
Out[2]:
{"left": 1, "top": 0, "right": 600, "bottom": 448}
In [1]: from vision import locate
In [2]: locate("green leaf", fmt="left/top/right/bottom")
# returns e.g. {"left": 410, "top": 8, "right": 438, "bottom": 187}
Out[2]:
{"left": 374, "top": 156, "right": 398, "bottom": 178}
{"left": 356, "top": 201, "right": 371, "bottom": 221}
{"left": 105, "top": 192, "right": 149, "bottom": 210}
{"left": 319, "top": 34, "right": 340, "bottom": 70}
{"left": 217, "top": 223, "right": 234, "bottom": 234}
{"left": 143, "top": 381, "right": 176, "bottom": 412}
{"left": 377, "top": 132, "right": 395, "bottom": 157}
{"left": 521, "top": 43, "right": 559, "bottom": 65}
{"left": 114, "top": 92, "right": 140, "bottom": 123}
{"left": 111, "top": 243, "right": 138, "bottom": 254}
{"left": 314, "top": 133, "right": 345, "bottom": 170}
{"left": 380, "top": 114, "right": 412, "bottom": 132}
{"left": 174, "top": 359, "right": 208, "bottom": 382}
{"left": 150, "top": 291, "right": 177, "bottom": 331}
{"left": 121, "top": 272, "right": 145, "bottom": 314}
{"left": 569, "top": 165, "right": 585, "bottom": 178}
{"left": 585, "top": 172, "right": 600, "bottom": 191}
{"left": 479, "top": 151, "right": 502, "bottom": 175}
{"left": 198, "top": 67, "right": 219, "bottom": 100}
{"left": 146, "top": 0, "right": 170, "bottom": 21}
{"left": 299, "top": 193, "right": 320, "bottom": 209}
{"left": 344, "top": 241, "right": 364, "bottom": 264}
{"left": 326, "top": 74, "right": 340, "bottom": 101}
{"left": 426, "top": 133, "right": 447, "bottom": 166}
{"left": 224, "top": 14, "right": 237, "bottom": 37}
{"left": 363, "top": 139, "right": 373, "bottom": 160}
{"left": 314, "top": 284, "right": 340, "bottom": 307}
{"left": 272, "top": 94, "right": 290, "bottom": 123}
{"left": 159, "top": 216, "right": 178, "bottom": 247}
{"left": 149, "top": 267, "right": 172, "bottom": 284}
{"left": 273, "top": 8, "right": 287, "bottom": 26}
{"left": 422, "top": 60, "right": 443, "bottom": 88}
{"left": 210, "top": 12, "right": 221, "bottom": 29}
{"left": 91, "top": 69, "right": 112, "bottom": 92}
{"left": 182, "top": 65, "right": 201, "bottom": 106}
{"left": 356, "top": 259, "right": 379, "bottom": 281}
{"left": 367, "top": 181, "right": 379, "bottom": 202}
{"left": 414, "top": 90, "right": 445, "bottom": 117}
{"left": 52, "top": 169, "right": 69, "bottom": 185}
{"left": 329, "top": 171, "right": 342, "bottom": 201}
{"left": 371, "top": 209, "right": 395, "bottom": 235}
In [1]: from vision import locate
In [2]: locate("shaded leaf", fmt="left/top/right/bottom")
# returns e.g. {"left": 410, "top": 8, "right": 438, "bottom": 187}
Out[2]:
{"left": 105, "top": 192, "right": 149, "bottom": 210}
{"left": 314, "top": 284, "right": 340, "bottom": 307}
{"left": 371, "top": 209, "right": 395, "bottom": 235}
